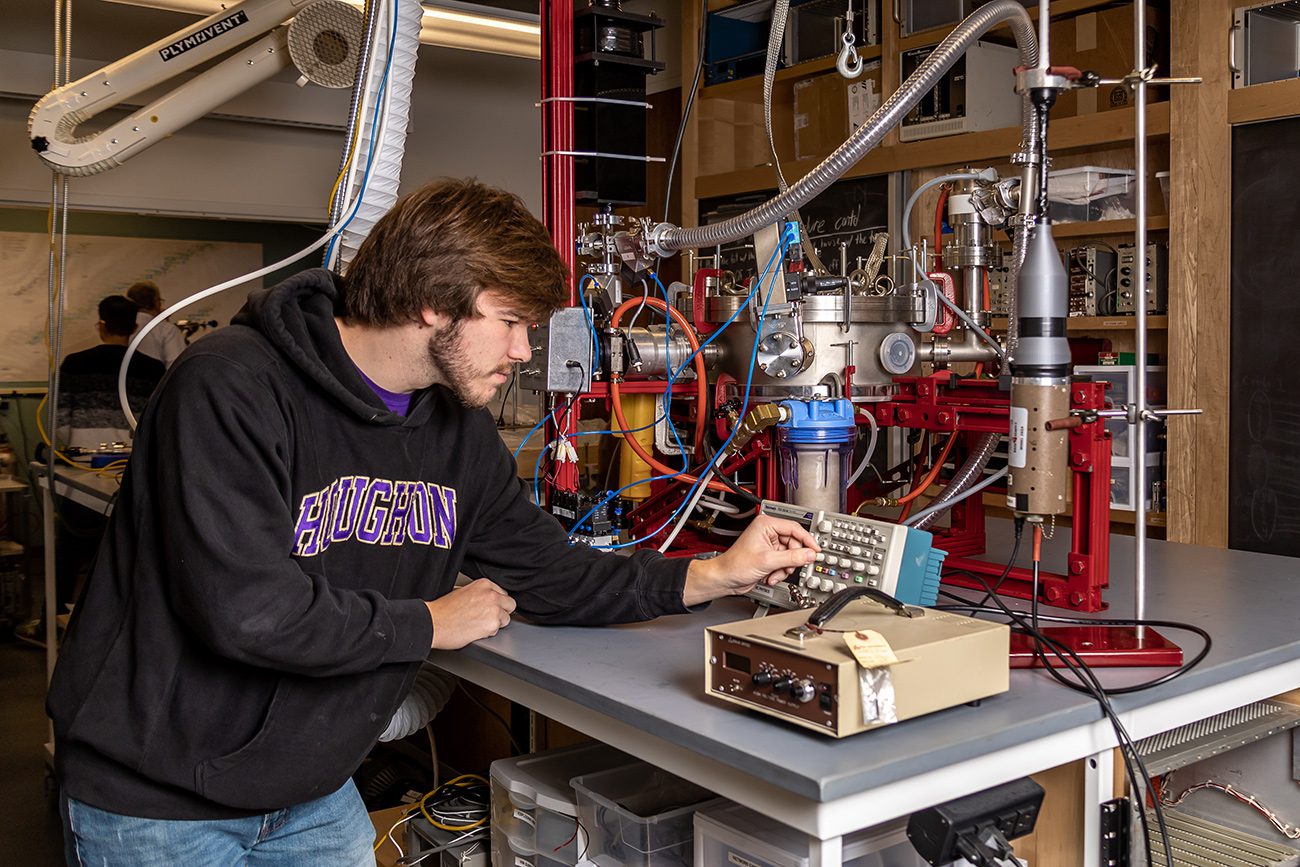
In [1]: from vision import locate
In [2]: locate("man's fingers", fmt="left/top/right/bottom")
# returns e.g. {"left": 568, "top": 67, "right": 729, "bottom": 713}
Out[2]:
{"left": 765, "top": 517, "right": 820, "bottom": 551}
{"left": 500, "top": 595, "right": 517, "bottom": 614}
{"left": 767, "top": 547, "right": 817, "bottom": 574}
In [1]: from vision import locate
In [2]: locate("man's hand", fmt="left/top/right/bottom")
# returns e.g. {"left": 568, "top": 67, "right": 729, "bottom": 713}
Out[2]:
{"left": 682, "top": 514, "right": 820, "bottom": 607}
{"left": 425, "top": 578, "right": 517, "bottom": 650}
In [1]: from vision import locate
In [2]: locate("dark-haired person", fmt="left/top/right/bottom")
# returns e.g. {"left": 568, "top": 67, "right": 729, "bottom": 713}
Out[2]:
{"left": 126, "top": 279, "right": 187, "bottom": 367}
{"left": 49, "top": 178, "right": 818, "bottom": 865}
{"left": 20, "top": 295, "right": 165, "bottom": 645}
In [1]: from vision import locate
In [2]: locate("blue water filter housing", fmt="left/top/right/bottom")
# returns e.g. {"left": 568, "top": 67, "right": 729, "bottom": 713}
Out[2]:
{"left": 776, "top": 399, "right": 857, "bottom": 513}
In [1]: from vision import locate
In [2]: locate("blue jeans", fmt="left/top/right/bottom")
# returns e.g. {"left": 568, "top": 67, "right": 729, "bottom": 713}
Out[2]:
{"left": 60, "top": 780, "right": 377, "bottom": 866}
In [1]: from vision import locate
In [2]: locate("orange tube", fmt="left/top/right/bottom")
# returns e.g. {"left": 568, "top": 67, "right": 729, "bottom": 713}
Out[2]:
{"left": 897, "top": 433, "right": 959, "bottom": 505}
{"left": 610, "top": 295, "right": 732, "bottom": 494}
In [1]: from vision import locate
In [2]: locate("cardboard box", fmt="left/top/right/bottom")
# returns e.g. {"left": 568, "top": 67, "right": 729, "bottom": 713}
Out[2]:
{"left": 793, "top": 61, "right": 881, "bottom": 162}
{"left": 370, "top": 806, "right": 410, "bottom": 867}
{"left": 1051, "top": 7, "right": 1167, "bottom": 117}
{"left": 698, "top": 98, "right": 768, "bottom": 176}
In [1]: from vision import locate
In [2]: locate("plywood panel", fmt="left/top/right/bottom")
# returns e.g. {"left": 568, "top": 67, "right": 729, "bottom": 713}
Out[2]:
{"left": 1167, "top": 0, "right": 1233, "bottom": 546}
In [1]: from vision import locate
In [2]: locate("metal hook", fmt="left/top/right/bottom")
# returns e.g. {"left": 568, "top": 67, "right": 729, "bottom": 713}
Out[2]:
{"left": 836, "top": 31, "right": 864, "bottom": 79}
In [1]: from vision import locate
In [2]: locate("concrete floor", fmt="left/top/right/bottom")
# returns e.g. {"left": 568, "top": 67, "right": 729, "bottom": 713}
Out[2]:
{"left": 0, "top": 641, "right": 66, "bottom": 866}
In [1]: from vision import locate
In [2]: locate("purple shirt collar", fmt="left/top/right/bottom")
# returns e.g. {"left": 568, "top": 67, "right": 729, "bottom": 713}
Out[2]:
{"left": 355, "top": 365, "right": 413, "bottom": 417}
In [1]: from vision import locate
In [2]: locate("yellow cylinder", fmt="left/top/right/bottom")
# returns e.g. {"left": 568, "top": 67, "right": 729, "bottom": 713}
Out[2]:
{"left": 618, "top": 392, "right": 657, "bottom": 500}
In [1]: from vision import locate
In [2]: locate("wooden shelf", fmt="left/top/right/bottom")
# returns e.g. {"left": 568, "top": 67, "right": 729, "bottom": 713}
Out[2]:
{"left": 695, "top": 103, "right": 1170, "bottom": 199}
{"left": 1049, "top": 216, "right": 1170, "bottom": 237}
{"left": 898, "top": 0, "right": 1124, "bottom": 52}
{"left": 1228, "top": 77, "right": 1300, "bottom": 126}
{"left": 701, "top": 47, "right": 884, "bottom": 102}
{"left": 989, "top": 315, "right": 1168, "bottom": 332}
{"left": 981, "top": 493, "right": 1166, "bottom": 527}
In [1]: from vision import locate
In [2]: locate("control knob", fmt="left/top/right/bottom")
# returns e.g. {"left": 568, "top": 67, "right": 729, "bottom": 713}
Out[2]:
{"left": 791, "top": 679, "right": 816, "bottom": 703}
{"left": 772, "top": 675, "right": 793, "bottom": 694}
{"left": 752, "top": 669, "right": 775, "bottom": 686}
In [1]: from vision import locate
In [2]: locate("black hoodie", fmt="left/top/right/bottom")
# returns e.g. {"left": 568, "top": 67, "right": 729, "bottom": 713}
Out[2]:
{"left": 48, "top": 269, "right": 691, "bottom": 819}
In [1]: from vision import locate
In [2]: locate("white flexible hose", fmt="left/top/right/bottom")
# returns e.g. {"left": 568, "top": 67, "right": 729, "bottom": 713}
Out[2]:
{"left": 658, "top": 466, "right": 718, "bottom": 553}
{"left": 901, "top": 171, "right": 991, "bottom": 274}
{"left": 378, "top": 664, "right": 458, "bottom": 742}
{"left": 699, "top": 494, "right": 741, "bottom": 514}
{"left": 903, "top": 465, "right": 1008, "bottom": 527}
{"left": 117, "top": 231, "right": 334, "bottom": 429}
{"left": 846, "top": 407, "right": 878, "bottom": 488}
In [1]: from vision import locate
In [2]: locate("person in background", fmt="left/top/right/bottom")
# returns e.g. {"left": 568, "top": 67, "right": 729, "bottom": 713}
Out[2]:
{"left": 126, "top": 279, "right": 187, "bottom": 367}
{"left": 18, "top": 296, "right": 166, "bottom": 647}
{"left": 56, "top": 294, "right": 165, "bottom": 452}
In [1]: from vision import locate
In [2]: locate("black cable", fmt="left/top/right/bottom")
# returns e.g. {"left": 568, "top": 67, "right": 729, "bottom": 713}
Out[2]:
{"left": 495, "top": 369, "right": 517, "bottom": 428}
{"left": 938, "top": 583, "right": 1213, "bottom": 695}
{"left": 700, "top": 437, "right": 761, "bottom": 506}
{"left": 454, "top": 682, "right": 526, "bottom": 755}
{"left": 661, "top": 0, "right": 709, "bottom": 230}
{"left": 944, "top": 564, "right": 1177, "bottom": 866}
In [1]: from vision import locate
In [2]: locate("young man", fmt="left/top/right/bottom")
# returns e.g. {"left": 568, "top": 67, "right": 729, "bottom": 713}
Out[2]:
{"left": 125, "top": 279, "right": 188, "bottom": 367}
{"left": 49, "top": 179, "right": 818, "bottom": 865}
{"left": 55, "top": 294, "right": 165, "bottom": 451}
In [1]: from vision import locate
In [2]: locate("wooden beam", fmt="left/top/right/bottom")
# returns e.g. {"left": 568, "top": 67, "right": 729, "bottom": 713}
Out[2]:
{"left": 1167, "top": 0, "right": 1233, "bottom": 546}
{"left": 1227, "top": 77, "right": 1300, "bottom": 126}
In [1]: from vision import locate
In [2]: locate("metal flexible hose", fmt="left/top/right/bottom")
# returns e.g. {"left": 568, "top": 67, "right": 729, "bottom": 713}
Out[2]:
{"left": 655, "top": 0, "right": 1037, "bottom": 253}
{"left": 911, "top": 430, "right": 1000, "bottom": 531}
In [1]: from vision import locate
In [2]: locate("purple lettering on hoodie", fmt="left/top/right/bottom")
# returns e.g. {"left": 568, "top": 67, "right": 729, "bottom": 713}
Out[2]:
{"left": 290, "top": 476, "right": 456, "bottom": 555}
{"left": 292, "top": 491, "right": 325, "bottom": 557}
{"left": 329, "top": 476, "right": 367, "bottom": 543}
{"left": 431, "top": 485, "right": 457, "bottom": 549}
{"left": 355, "top": 479, "right": 393, "bottom": 544}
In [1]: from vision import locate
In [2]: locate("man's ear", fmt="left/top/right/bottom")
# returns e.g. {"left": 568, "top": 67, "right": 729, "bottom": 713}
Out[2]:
{"left": 418, "top": 308, "right": 450, "bottom": 329}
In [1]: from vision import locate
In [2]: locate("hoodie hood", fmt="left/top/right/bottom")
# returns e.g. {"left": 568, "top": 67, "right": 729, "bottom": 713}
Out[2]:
{"left": 232, "top": 268, "right": 429, "bottom": 426}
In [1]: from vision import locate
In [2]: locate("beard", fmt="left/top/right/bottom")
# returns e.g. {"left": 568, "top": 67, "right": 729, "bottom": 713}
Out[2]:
{"left": 427, "top": 320, "right": 512, "bottom": 409}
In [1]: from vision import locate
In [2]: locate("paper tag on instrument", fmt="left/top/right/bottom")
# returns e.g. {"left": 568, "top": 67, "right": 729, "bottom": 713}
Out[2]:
{"left": 844, "top": 630, "right": 900, "bottom": 669}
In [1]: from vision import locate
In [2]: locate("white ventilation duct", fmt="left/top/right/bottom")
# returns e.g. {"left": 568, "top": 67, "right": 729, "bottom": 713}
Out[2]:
{"left": 325, "top": 0, "right": 424, "bottom": 272}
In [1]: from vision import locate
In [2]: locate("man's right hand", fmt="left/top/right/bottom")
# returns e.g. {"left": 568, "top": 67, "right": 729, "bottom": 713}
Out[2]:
{"left": 425, "top": 578, "right": 517, "bottom": 650}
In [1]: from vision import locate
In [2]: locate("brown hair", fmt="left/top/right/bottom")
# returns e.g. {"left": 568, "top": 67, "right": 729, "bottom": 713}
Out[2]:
{"left": 341, "top": 178, "right": 569, "bottom": 326}
{"left": 126, "top": 280, "right": 161, "bottom": 310}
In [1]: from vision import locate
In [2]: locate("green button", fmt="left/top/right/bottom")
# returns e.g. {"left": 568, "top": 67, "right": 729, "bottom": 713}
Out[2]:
{"left": 854, "top": 575, "right": 864, "bottom": 584}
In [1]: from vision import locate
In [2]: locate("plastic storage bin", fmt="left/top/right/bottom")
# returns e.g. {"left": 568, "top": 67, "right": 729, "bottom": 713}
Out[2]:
{"left": 1075, "top": 365, "right": 1167, "bottom": 460}
{"left": 572, "top": 763, "right": 721, "bottom": 867}
{"left": 695, "top": 802, "right": 927, "bottom": 867}
{"left": 490, "top": 742, "right": 633, "bottom": 866}
{"left": 1111, "top": 453, "right": 1164, "bottom": 512}
{"left": 1048, "top": 166, "right": 1137, "bottom": 223}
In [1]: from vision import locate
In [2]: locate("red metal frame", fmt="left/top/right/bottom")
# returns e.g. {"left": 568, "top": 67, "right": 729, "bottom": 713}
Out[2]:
{"left": 869, "top": 373, "right": 1113, "bottom": 612}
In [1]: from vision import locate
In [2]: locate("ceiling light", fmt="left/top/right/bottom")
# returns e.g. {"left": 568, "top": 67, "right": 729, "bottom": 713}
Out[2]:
{"left": 101, "top": 0, "right": 541, "bottom": 59}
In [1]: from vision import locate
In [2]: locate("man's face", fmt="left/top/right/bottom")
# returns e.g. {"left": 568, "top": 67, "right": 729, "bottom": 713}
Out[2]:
{"left": 426, "top": 290, "right": 534, "bottom": 408}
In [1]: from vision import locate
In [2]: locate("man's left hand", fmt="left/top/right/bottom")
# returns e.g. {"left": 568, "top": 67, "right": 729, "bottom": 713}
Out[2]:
{"left": 682, "top": 514, "right": 820, "bottom": 607}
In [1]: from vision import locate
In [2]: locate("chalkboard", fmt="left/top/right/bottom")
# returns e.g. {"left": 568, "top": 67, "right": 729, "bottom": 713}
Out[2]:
{"left": 698, "top": 175, "right": 890, "bottom": 284}
{"left": 1228, "top": 116, "right": 1300, "bottom": 557}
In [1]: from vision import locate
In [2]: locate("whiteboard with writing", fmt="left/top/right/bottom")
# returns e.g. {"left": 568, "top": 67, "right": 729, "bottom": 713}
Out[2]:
{"left": 0, "top": 231, "right": 262, "bottom": 382}
{"left": 699, "top": 175, "right": 890, "bottom": 283}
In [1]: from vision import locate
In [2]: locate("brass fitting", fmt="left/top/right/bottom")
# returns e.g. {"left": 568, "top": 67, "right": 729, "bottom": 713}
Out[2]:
{"left": 723, "top": 404, "right": 789, "bottom": 457}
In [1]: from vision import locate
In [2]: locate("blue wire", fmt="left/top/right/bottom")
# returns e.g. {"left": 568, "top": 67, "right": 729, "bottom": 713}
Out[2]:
{"left": 574, "top": 227, "right": 797, "bottom": 550}
{"left": 561, "top": 230, "right": 796, "bottom": 543}
{"left": 323, "top": 0, "right": 398, "bottom": 265}
{"left": 560, "top": 240, "right": 790, "bottom": 540}
{"left": 513, "top": 409, "right": 556, "bottom": 461}
{"left": 591, "top": 238, "right": 789, "bottom": 551}
{"left": 577, "top": 274, "right": 602, "bottom": 374}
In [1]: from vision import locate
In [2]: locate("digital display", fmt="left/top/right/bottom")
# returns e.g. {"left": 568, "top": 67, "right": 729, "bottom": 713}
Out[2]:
{"left": 724, "top": 651, "right": 751, "bottom": 674}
